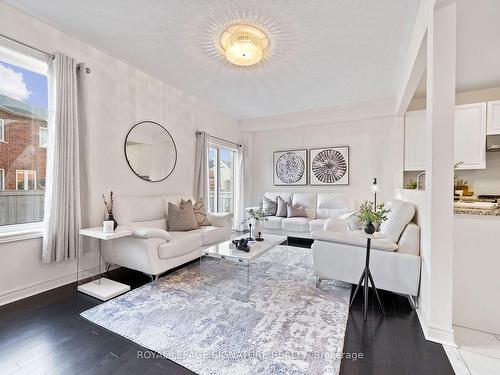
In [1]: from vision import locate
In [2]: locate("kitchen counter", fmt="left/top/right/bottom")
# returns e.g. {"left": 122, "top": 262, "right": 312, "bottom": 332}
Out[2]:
{"left": 454, "top": 207, "right": 500, "bottom": 216}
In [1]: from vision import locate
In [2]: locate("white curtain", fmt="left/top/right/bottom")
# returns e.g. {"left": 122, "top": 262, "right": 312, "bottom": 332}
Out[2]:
{"left": 42, "top": 53, "right": 82, "bottom": 263}
{"left": 193, "top": 131, "right": 208, "bottom": 202}
{"left": 233, "top": 146, "right": 246, "bottom": 231}
{"left": 233, "top": 146, "right": 245, "bottom": 230}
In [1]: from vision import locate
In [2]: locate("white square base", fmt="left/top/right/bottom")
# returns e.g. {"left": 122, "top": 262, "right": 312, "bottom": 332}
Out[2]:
{"left": 77, "top": 277, "right": 130, "bottom": 301}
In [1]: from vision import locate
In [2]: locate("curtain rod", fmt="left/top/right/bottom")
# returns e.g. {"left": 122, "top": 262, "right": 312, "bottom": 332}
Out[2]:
{"left": 196, "top": 131, "right": 241, "bottom": 148}
{"left": 0, "top": 33, "right": 91, "bottom": 73}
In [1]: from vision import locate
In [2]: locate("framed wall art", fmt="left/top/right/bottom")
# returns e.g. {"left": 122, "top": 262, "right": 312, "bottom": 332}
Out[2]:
{"left": 309, "top": 146, "right": 349, "bottom": 185}
{"left": 273, "top": 149, "right": 307, "bottom": 186}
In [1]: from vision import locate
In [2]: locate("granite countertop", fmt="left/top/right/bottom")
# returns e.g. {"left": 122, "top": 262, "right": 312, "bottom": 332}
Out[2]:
{"left": 454, "top": 207, "right": 500, "bottom": 216}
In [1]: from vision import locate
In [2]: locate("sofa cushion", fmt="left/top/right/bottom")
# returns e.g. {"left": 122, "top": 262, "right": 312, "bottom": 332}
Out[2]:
{"left": 181, "top": 199, "right": 210, "bottom": 226}
{"left": 309, "top": 219, "right": 327, "bottom": 232}
{"left": 191, "top": 226, "right": 230, "bottom": 246}
{"left": 379, "top": 200, "right": 416, "bottom": 243}
{"left": 316, "top": 193, "right": 353, "bottom": 219}
{"left": 292, "top": 193, "right": 317, "bottom": 219}
{"left": 157, "top": 232, "right": 202, "bottom": 259}
{"left": 126, "top": 218, "right": 166, "bottom": 230}
{"left": 282, "top": 217, "right": 312, "bottom": 232}
{"left": 287, "top": 202, "right": 307, "bottom": 218}
{"left": 259, "top": 216, "right": 284, "bottom": 230}
{"left": 114, "top": 196, "right": 165, "bottom": 226}
{"left": 261, "top": 196, "right": 277, "bottom": 216}
{"left": 276, "top": 196, "right": 287, "bottom": 217}
{"left": 264, "top": 192, "right": 292, "bottom": 204}
{"left": 311, "top": 231, "right": 398, "bottom": 252}
{"left": 167, "top": 202, "right": 199, "bottom": 231}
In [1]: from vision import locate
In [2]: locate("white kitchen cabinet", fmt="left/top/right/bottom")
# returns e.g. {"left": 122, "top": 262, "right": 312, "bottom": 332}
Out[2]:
{"left": 404, "top": 110, "right": 426, "bottom": 171}
{"left": 487, "top": 100, "right": 500, "bottom": 135}
{"left": 454, "top": 102, "right": 486, "bottom": 170}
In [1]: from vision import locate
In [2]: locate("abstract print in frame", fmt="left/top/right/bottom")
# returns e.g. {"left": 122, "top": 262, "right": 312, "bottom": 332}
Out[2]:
{"left": 309, "top": 146, "right": 349, "bottom": 185}
{"left": 273, "top": 149, "right": 307, "bottom": 186}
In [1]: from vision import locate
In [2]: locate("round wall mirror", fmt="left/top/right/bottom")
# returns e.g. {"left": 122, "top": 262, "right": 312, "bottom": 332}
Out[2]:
{"left": 124, "top": 121, "right": 177, "bottom": 182}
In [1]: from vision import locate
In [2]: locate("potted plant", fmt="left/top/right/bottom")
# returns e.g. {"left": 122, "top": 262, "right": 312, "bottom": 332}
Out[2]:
{"left": 405, "top": 179, "right": 418, "bottom": 190}
{"left": 241, "top": 208, "right": 268, "bottom": 239}
{"left": 356, "top": 201, "right": 390, "bottom": 234}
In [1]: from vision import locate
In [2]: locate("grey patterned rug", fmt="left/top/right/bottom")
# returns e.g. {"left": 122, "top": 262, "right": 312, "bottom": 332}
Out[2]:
{"left": 81, "top": 245, "right": 351, "bottom": 375}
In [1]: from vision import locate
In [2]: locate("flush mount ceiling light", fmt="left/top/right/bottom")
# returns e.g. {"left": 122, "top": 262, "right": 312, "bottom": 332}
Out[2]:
{"left": 219, "top": 24, "right": 269, "bottom": 66}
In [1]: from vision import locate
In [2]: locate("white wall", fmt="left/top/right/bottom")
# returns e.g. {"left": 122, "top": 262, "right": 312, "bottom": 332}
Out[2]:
{"left": 243, "top": 102, "right": 401, "bottom": 208}
{"left": 0, "top": 3, "right": 239, "bottom": 305}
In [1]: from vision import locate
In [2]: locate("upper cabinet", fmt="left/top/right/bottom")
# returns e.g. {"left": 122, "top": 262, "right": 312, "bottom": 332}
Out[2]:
{"left": 487, "top": 100, "right": 500, "bottom": 135}
{"left": 454, "top": 103, "right": 486, "bottom": 170}
{"left": 404, "top": 102, "right": 487, "bottom": 171}
{"left": 404, "top": 110, "right": 426, "bottom": 171}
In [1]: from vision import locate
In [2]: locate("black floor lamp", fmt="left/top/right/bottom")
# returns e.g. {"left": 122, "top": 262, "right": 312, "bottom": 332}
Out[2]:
{"left": 373, "top": 177, "right": 378, "bottom": 209}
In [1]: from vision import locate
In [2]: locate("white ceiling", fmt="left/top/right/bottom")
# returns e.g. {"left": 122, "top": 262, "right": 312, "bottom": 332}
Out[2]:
{"left": 5, "top": 0, "right": 420, "bottom": 119}
{"left": 415, "top": 0, "right": 500, "bottom": 98}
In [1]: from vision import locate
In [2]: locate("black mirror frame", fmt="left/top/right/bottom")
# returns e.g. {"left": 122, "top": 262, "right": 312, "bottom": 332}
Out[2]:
{"left": 124, "top": 120, "right": 178, "bottom": 182}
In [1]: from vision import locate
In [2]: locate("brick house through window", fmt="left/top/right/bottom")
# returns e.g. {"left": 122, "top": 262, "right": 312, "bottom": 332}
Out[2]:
{"left": 0, "top": 96, "right": 47, "bottom": 191}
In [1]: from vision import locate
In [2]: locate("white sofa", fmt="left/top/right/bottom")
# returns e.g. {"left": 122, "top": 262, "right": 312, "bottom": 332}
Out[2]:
{"left": 246, "top": 192, "right": 355, "bottom": 238}
{"left": 102, "top": 195, "right": 233, "bottom": 280}
{"left": 311, "top": 199, "right": 421, "bottom": 304}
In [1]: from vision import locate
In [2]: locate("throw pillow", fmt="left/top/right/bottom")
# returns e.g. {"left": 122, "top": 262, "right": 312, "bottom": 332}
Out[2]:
{"left": 181, "top": 198, "right": 210, "bottom": 226}
{"left": 347, "top": 212, "right": 362, "bottom": 231}
{"left": 276, "top": 196, "right": 287, "bottom": 217}
{"left": 287, "top": 201, "right": 307, "bottom": 218}
{"left": 167, "top": 201, "right": 199, "bottom": 231}
{"left": 261, "top": 196, "right": 277, "bottom": 216}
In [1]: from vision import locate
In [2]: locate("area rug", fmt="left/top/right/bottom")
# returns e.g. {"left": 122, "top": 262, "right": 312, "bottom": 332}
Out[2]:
{"left": 81, "top": 245, "right": 351, "bottom": 375}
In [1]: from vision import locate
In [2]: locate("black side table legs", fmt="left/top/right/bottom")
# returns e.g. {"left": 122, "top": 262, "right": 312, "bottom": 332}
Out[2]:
{"left": 349, "top": 238, "right": 385, "bottom": 320}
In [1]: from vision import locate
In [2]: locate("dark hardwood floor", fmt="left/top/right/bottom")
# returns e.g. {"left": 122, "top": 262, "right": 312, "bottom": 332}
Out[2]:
{"left": 0, "top": 242, "right": 454, "bottom": 375}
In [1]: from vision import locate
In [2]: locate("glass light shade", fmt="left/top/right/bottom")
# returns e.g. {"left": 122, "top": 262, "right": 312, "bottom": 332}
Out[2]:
{"left": 226, "top": 41, "right": 263, "bottom": 66}
{"left": 220, "top": 24, "right": 269, "bottom": 66}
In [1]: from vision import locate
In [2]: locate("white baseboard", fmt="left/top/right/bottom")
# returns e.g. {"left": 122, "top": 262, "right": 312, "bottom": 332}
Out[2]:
{"left": 417, "top": 307, "right": 457, "bottom": 347}
{"left": 0, "top": 266, "right": 116, "bottom": 306}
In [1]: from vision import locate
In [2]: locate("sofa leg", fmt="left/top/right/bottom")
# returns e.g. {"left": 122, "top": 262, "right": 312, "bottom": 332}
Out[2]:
{"left": 315, "top": 276, "right": 322, "bottom": 288}
{"left": 150, "top": 274, "right": 159, "bottom": 284}
{"left": 105, "top": 264, "right": 111, "bottom": 273}
{"left": 407, "top": 295, "right": 418, "bottom": 310}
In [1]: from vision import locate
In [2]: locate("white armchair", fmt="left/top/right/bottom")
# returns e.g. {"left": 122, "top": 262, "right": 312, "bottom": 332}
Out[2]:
{"left": 311, "top": 199, "right": 421, "bottom": 307}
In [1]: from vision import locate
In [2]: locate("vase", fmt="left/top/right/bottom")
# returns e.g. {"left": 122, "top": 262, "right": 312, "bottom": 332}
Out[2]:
{"left": 364, "top": 221, "right": 375, "bottom": 235}
{"left": 108, "top": 214, "right": 118, "bottom": 230}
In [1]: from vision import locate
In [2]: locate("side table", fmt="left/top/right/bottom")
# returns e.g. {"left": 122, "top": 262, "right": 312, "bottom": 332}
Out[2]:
{"left": 78, "top": 227, "right": 131, "bottom": 301}
{"left": 349, "top": 230, "right": 385, "bottom": 320}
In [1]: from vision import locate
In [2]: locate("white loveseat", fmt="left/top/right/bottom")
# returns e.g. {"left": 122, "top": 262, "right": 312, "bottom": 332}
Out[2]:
{"left": 246, "top": 192, "right": 355, "bottom": 238}
{"left": 101, "top": 195, "right": 233, "bottom": 279}
{"left": 311, "top": 199, "right": 421, "bottom": 303}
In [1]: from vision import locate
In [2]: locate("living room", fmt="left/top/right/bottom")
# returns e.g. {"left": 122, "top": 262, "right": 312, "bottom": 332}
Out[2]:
{"left": 1, "top": 1, "right": 499, "bottom": 374}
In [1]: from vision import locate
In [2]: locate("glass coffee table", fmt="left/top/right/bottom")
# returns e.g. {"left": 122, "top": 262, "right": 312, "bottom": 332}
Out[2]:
{"left": 200, "top": 234, "right": 287, "bottom": 299}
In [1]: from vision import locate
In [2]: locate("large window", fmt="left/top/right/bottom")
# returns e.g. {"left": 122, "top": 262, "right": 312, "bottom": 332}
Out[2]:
{"left": 0, "top": 51, "right": 48, "bottom": 226}
{"left": 208, "top": 144, "right": 235, "bottom": 213}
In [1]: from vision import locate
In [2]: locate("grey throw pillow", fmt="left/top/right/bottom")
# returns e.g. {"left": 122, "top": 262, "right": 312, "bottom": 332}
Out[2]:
{"left": 287, "top": 201, "right": 307, "bottom": 218}
{"left": 276, "top": 196, "right": 287, "bottom": 217}
{"left": 347, "top": 212, "right": 363, "bottom": 231}
{"left": 181, "top": 198, "right": 210, "bottom": 226}
{"left": 261, "top": 196, "right": 277, "bottom": 216}
{"left": 168, "top": 201, "right": 199, "bottom": 231}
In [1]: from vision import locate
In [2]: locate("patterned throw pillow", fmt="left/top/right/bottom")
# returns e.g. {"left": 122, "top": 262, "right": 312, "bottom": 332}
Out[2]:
{"left": 261, "top": 196, "right": 277, "bottom": 216}
{"left": 347, "top": 212, "right": 362, "bottom": 231}
{"left": 181, "top": 198, "right": 210, "bottom": 226}
{"left": 287, "top": 201, "right": 307, "bottom": 218}
{"left": 276, "top": 196, "right": 288, "bottom": 217}
{"left": 168, "top": 201, "right": 199, "bottom": 231}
